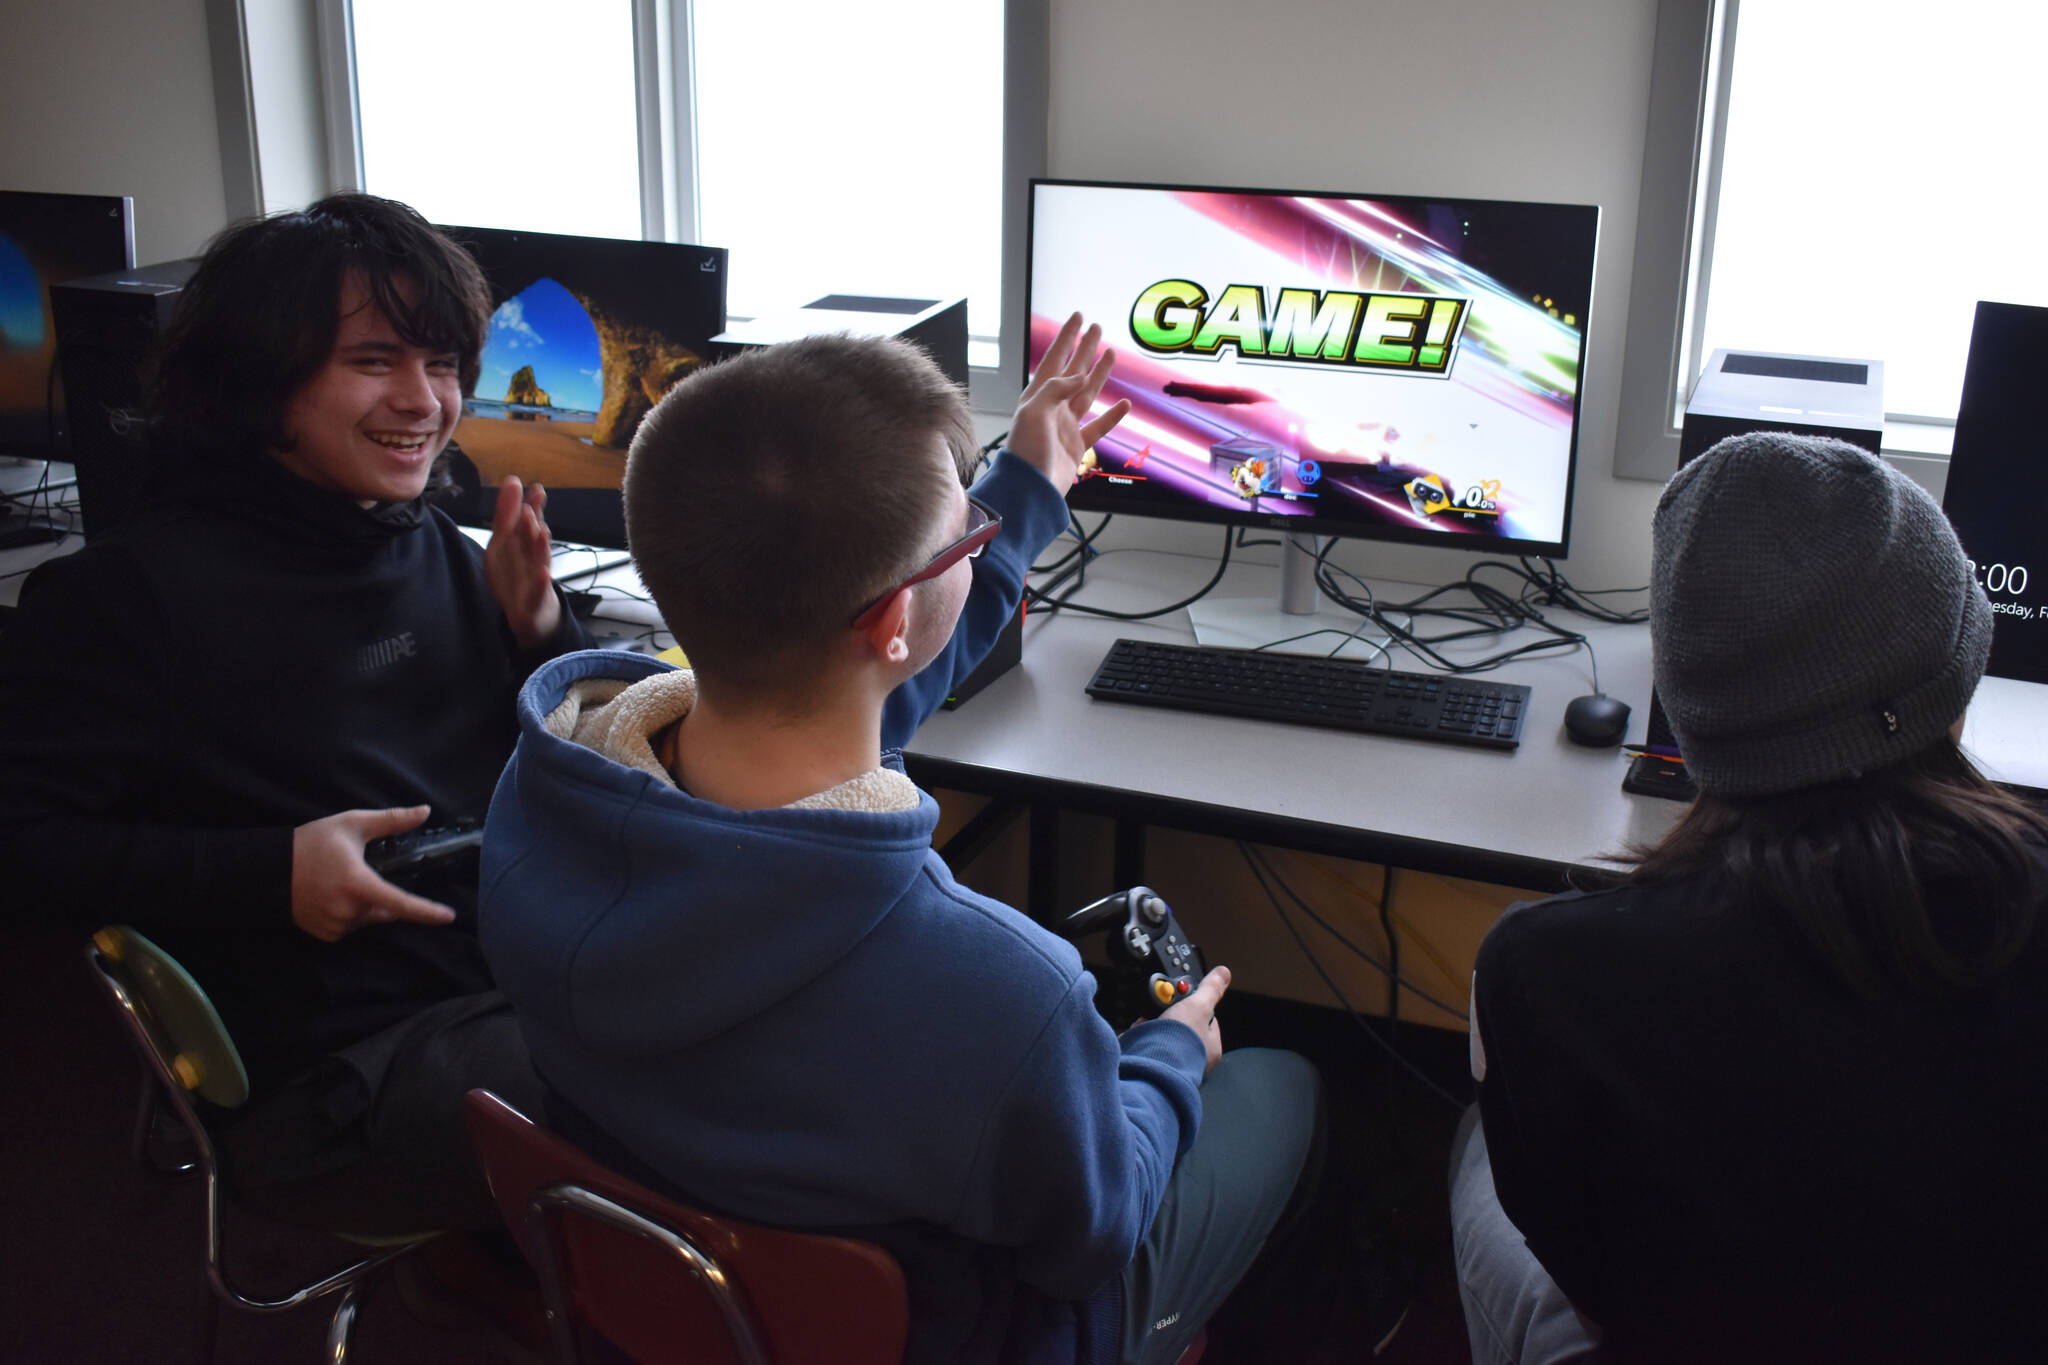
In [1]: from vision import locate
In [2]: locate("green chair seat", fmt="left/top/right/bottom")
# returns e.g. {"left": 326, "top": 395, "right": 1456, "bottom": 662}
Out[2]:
{"left": 93, "top": 925, "right": 249, "bottom": 1109}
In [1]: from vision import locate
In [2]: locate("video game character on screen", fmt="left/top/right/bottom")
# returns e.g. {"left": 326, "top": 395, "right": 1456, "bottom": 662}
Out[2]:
{"left": 1028, "top": 181, "right": 1597, "bottom": 555}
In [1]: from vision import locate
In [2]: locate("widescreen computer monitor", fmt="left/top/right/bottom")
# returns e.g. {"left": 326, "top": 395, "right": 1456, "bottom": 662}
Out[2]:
{"left": 1026, "top": 180, "right": 1598, "bottom": 568}
{"left": 437, "top": 225, "right": 729, "bottom": 550}
{"left": 0, "top": 190, "right": 135, "bottom": 459}
{"left": 1942, "top": 299, "right": 2048, "bottom": 686}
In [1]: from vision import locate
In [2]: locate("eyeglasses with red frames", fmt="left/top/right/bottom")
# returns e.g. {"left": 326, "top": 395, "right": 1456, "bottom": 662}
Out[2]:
{"left": 850, "top": 495, "right": 1002, "bottom": 631}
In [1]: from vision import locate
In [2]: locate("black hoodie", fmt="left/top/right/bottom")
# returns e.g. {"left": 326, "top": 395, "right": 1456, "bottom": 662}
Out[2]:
{"left": 0, "top": 448, "right": 589, "bottom": 1092}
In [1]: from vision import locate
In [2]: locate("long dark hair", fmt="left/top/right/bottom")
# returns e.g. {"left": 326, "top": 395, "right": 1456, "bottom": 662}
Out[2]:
{"left": 1626, "top": 736, "right": 2048, "bottom": 997}
{"left": 150, "top": 193, "right": 489, "bottom": 472}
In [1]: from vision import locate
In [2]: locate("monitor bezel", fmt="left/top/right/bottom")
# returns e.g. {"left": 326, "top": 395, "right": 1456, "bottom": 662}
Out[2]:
{"left": 1024, "top": 176, "right": 1597, "bottom": 560}
{"left": 435, "top": 223, "right": 730, "bottom": 551}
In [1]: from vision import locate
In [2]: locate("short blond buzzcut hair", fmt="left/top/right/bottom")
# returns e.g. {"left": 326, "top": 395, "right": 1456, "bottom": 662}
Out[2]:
{"left": 623, "top": 333, "right": 976, "bottom": 698}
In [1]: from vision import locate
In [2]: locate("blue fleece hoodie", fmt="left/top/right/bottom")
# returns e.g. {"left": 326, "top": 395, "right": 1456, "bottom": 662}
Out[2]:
{"left": 479, "top": 453, "right": 1208, "bottom": 1363}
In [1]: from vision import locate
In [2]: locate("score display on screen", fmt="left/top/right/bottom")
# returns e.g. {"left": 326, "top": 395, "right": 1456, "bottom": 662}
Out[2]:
{"left": 1942, "top": 300, "right": 2048, "bottom": 686}
{"left": 1025, "top": 180, "right": 1599, "bottom": 556}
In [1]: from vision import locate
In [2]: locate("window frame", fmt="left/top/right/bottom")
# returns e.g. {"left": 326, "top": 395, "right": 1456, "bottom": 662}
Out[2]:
{"left": 308, "top": 0, "right": 1043, "bottom": 413}
{"left": 1611, "top": 0, "right": 1725, "bottom": 481}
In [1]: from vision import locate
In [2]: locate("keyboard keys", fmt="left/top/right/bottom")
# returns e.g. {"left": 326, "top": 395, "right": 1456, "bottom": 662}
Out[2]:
{"left": 1086, "top": 639, "right": 1527, "bottom": 750}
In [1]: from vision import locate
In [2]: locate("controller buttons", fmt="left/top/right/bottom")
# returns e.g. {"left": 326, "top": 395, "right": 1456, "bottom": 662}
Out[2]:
{"left": 1150, "top": 975, "right": 1177, "bottom": 1006}
{"left": 1125, "top": 926, "right": 1154, "bottom": 957}
{"left": 1175, "top": 978, "right": 1191, "bottom": 996}
{"left": 1140, "top": 895, "right": 1168, "bottom": 925}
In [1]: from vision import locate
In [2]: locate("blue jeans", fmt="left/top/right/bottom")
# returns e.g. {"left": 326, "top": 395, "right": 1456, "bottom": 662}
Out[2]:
{"left": 1118, "top": 1047, "right": 1322, "bottom": 1365}
{"left": 1448, "top": 1104, "right": 1604, "bottom": 1365}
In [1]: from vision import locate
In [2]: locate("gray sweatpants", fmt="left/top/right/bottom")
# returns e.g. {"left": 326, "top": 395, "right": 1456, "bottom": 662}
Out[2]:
{"left": 1448, "top": 1104, "right": 1604, "bottom": 1365}
{"left": 1119, "top": 1046, "right": 1323, "bottom": 1365}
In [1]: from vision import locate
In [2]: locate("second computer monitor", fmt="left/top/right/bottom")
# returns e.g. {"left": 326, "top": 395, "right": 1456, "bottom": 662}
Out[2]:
{"left": 0, "top": 190, "right": 136, "bottom": 459}
{"left": 1942, "top": 298, "right": 2048, "bottom": 686}
{"left": 1027, "top": 179, "right": 1598, "bottom": 558}
{"left": 438, "top": 224, "right": 728, "bottom": 549}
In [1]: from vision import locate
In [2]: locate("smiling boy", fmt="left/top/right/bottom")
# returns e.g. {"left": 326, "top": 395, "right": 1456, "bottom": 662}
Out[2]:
{"left": 0, "top": 193, "right": 588, "bottom": 1232}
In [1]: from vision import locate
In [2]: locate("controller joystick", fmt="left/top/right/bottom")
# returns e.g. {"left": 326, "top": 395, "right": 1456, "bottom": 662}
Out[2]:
{"left": 1062, "top": 885, "right": 1208, "bottom": 1022}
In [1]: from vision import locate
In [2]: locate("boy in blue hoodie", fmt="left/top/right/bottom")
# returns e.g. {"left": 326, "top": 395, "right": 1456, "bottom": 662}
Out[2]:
{"left": 480, "top": 317, "right": 1321, "bottom": 1365}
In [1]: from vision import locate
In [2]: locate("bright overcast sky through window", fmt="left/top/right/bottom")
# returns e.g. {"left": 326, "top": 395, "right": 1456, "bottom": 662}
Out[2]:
{"left": 691, "top": 1, "right": 1004, "bottom": 337}
{"left": 353, "top": 0, "right": 643, "bottom": 242}
{"left": 1700, "top": 1, "right": 2048, "bottom": 421}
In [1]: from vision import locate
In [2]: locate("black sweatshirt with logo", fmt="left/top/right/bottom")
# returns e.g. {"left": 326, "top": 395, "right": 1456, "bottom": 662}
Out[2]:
{"left": 0, "top": 452, "right": 589, "bottom": 1093}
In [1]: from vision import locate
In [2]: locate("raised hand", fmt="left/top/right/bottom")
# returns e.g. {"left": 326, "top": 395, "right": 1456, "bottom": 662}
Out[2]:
{"left": 1008, "top": 312, "right": 1134, "bottom": 497}
{"left": 484, "top": 474, "right": 563, "bottom": 649}
{"left": 290, "top": 806, "right": 457, "bottom": 943}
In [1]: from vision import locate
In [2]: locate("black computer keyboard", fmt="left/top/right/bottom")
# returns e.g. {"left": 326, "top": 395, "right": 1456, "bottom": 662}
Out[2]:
{"left": 1084, "top": 638, "right": 1531, "bottom": 750}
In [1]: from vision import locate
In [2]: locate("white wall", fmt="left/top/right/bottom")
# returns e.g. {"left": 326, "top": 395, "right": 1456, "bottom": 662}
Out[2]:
{"left": 0, "top": 0, "right": 230, "bottom": 265}
{"left": 1048, "top": 0, "right": 1667, "bottom": 591}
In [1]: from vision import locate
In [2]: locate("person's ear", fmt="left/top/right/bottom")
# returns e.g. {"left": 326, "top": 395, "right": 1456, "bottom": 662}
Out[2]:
{"left": 858, "top": 587, "right": 915, "bottom": 665}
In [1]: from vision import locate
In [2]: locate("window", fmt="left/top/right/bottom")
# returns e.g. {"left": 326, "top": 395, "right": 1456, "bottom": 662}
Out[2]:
{"left": 692, "top": 2, "right": 1004, "bottom": 344}
{"left": 331, "top": 0, "right": 1019, "bottom": 384}
{"left": 1615, "top": 0, "right": 2047, "bottom": 476}
{"left": 349, "top": 0, "right": 643, "bottom": 240}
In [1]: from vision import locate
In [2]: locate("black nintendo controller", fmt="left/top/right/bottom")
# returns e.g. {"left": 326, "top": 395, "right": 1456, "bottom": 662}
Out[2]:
{"left": 1063, "top": 885, "right": 1207, "bottom": 1020}
{"left": 364, "top": 819, "right": 484, "bottom": 886}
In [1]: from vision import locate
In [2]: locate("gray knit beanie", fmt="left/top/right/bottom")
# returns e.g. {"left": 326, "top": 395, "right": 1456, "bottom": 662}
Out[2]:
{"left": 1651, "top": 432, "right": 1991, "bottom": 797}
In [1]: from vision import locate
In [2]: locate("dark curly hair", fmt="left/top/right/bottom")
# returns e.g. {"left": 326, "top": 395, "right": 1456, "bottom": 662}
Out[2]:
{"left": 150, "top": 193, "right": 489, "bottom": 471}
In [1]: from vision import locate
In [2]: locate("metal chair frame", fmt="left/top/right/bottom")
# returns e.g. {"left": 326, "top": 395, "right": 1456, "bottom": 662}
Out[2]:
{"left": 525, "top": 1183, "right": 774, "bottom": 1365}
{"left": 467, "top": 1089, "right": 915, "bottom": 1365}
{"left": 86, "top": 929, "right": 427, "bottom": 1362}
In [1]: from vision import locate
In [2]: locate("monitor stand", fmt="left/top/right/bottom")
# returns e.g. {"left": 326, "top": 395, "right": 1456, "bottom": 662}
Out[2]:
{"left": 1185, "top": 532, "right": 1389, "bottom": 662}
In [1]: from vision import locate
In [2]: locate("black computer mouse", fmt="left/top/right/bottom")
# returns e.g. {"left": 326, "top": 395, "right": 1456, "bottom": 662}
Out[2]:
{"left": 1563, "top": 693, "right": 1631, "bottom": 747}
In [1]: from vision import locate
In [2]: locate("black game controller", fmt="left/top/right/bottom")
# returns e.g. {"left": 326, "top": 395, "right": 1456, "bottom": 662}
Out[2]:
{"left": 1062, "top": 885, "right": 1207, "bottom": 1021}
{"left": 364, "top": 819, "right": 484, "bottom": 884}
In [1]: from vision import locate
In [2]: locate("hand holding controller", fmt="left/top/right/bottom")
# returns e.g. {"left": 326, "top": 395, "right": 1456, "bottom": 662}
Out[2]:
{"left": 363, "top": 818, "right": 484, "bottom": 882}
{"left": 1062, "top": 885, "right": 1209, "bottom": 1016}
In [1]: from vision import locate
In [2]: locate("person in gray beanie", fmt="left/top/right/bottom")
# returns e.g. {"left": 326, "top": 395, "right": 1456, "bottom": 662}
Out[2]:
{"left": 1651, "top": 432, "right": 1992, "bottom": 796}
{"left": 1447, "top": 431, "right": 2048, "bottom": 1365}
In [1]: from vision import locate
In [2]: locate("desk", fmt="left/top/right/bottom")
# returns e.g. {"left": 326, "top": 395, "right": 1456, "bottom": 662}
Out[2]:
{"left": 1960, "top": 676, "right": 2048, "bottom": 792}
{"left": 0, "top": 457, "right": 78, "bottom": 551}
{"left": 905, "top": 538, "right": 2048, "bottom": 905}
{"left": 907, "top": 545, "right": 1684, "bottom": 894}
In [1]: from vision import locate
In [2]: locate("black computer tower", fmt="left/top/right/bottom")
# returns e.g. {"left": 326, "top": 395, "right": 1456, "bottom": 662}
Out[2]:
{"left": 941, "top": 602, "right": 1024, "bottom": 709}
{"left": 50, "top": 259, "right": 197, "bottom": 540}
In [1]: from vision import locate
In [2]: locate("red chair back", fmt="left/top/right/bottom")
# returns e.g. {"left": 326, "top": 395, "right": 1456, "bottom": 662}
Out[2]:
{"left": 464, "top": 1089, "right": 908, "bottom": 1365}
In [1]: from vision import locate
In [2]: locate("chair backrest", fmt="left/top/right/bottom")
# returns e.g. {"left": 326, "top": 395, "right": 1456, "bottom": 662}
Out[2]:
{"left": 88, "top": 925, "right": 250, "bottom": 1109}
{"left": 463, "top": 1089, "right": 909, "bottom": 1365}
